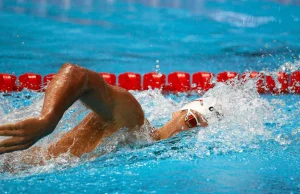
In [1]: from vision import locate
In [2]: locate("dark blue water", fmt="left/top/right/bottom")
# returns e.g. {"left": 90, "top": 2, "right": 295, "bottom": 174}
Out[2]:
{"left": 0, "top": 0, "right": 300, "bottom": 193}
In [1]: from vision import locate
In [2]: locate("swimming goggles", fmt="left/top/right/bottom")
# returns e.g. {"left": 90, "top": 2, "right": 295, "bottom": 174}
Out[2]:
{"left": 184, "top": 109, "right": 200, "bottom": 128}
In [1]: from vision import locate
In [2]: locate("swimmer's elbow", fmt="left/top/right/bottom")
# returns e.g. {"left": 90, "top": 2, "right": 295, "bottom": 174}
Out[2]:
{"left": 60, "top": 63, "right": 91, "bottom": 91}
{"left": 60, "top": 63, "right": 88, "bottom": 81}
{"left": 61, "top": 63, "right": 82, "bottom": 71}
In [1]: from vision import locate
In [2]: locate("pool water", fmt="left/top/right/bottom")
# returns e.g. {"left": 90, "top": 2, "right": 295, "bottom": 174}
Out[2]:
{"left": 0, "top": 83, "right": 299, "bottom": 193}
{"left": 1, "top": 0, "right": 300, "bottom": 74}
{"left": 0, "top": 0, "right": 300, "bottom": 193}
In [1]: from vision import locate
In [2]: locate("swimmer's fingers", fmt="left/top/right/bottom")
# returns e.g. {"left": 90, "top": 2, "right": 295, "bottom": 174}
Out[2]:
{"left": 0, "top": 129, "right": 23, "bottom": 136}
{"left": 0, "top": 123, "right": 21, "bottom": 131}
{"left": 0, "top": 140, "right": 35, "bottom": 155}
{"left": 0, "top": 137, "right": 32, "bottom": 148}
{"left": 0, "top": 123, "right": 25, "bottom": 136}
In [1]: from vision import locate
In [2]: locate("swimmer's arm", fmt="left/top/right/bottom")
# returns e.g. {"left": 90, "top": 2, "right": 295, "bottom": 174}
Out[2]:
{"left": 0, "top": 63, "right": 113, "bottom": 154}
{"left": 151, "top": 111, "right": 208, "bottom": 140}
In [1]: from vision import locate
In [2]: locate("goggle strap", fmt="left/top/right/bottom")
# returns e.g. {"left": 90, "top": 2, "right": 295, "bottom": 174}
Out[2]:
{"left": 185, "top": 109, "right": 200, "bottom": 128}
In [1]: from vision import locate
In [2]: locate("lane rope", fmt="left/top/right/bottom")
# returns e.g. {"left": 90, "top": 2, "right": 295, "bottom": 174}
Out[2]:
{"left": 0, "top": 71, "right": 299, "bottom": 94}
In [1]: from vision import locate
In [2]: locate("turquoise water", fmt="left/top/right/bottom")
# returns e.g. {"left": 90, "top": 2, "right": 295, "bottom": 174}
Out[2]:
{"left": 0, "top": 88, "right": 299, "bottom": 193}
{"left": 0, "top": 0, "right": 300, "bottom": 74}
{"left": 0, "top": 0, "right": 300, "bottom": 193}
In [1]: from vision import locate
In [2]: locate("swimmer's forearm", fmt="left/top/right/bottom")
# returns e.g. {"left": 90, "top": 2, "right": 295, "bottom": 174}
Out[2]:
{"left": 0, "top": 63, "right": 112, "bottom": 154}
{"left": 40, "top": 63, "right": 90, "bottom": 128}
{"left": 153, "top": 112, "right": 204, "bottom": 140}
{"left": 153, "top": 121, "right": 189, "bottom": 140}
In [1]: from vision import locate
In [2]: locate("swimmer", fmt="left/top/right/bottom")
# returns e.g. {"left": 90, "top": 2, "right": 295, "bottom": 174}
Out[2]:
{"left": 0, "top": 63, "right": 222, "bottom": 157}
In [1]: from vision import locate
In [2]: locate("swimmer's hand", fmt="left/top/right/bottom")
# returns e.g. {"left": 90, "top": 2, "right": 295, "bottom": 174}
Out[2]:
{"left": 0, "top": 117, "right": 55, "bottom": 154}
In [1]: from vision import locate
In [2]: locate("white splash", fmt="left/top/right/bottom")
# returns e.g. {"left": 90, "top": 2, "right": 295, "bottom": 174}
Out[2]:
{"left": 196, "top": 79, "right": 274, "bottom": 155}
{"left": 279, "top": 60, "right": 300, "bottom": 73}
{"left": 0, "top": 93, "right": 89, "bottom": 175}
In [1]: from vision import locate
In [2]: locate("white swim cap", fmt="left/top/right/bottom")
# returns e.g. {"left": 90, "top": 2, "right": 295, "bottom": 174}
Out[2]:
{"left": 180, "top": 97, "right": 223, "bottom": 124}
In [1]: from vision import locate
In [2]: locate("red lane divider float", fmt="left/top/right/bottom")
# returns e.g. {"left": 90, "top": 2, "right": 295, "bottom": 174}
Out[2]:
{"left": 217, "top": 71, "right": 239, "bottom": 83}
{"left": 0, "top": 74, "right": 17, "bottom": 92}
{"left": 242, "top": 72, "right": 290, "bottom": 94}
{"left": 118, "top": 72, "right": 141, "bottom": 91}
{"left": 0, "top": 71, "right": 299, "bottom": 94}
{"left": 167, "top": 72, "right": 190, "bottom": 92}
{"left": 19, "top": 73, "right": 42, "bottom": 91}
{"left": 265, "top": 72, "right": 289, "bottom": 94}
{"left": 290, "top": 71, "right": 300, "bottom": 93}
{"left": 192, "top": 72, "right": 214, "bottom": 91}
{"left": 143, "top": 72, "right": 166, "bottom": 90}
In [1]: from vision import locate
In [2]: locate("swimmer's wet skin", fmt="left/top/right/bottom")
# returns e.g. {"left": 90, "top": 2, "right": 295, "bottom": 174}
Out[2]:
{"left": 0, "top": 63, "right": 219, "bottom": 158}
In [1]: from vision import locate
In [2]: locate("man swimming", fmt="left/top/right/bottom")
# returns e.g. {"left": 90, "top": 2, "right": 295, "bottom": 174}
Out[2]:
{"left": 0, "top": 63, "right": 221, "bottom": 158}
